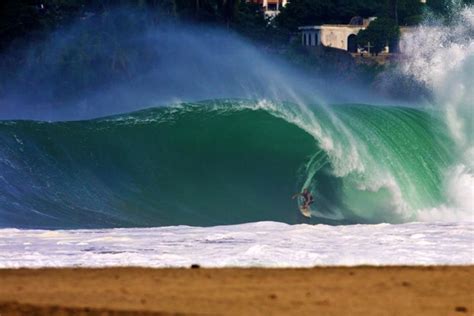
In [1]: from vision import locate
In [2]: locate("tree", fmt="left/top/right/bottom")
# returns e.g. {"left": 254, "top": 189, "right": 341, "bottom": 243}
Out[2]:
{"left": 357, "top": 17, "right": 399, "bottom": 54}
{"left": 398, "top": 0, "right": 423, "bottom": 25}
{"left": 385, "top": 0, "right": 425, "bottom": 25}
{"left": 217, "top": 0, "right": 240, "bottom": 26}
{"left": 0, "top": 1, "right": 43, "bottom": 49}
{"left": 275, "top": 0, "right": 337, "bottom": 32}
{"left": 233, "top": 2, "right": 269, "bottom": 42}
{"left": 275, "top": 0, "right": 387, "bottom": 32}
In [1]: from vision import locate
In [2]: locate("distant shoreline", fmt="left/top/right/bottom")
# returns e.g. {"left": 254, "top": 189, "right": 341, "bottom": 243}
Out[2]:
{"left": 1, "top": 266, "right": 472, "bottom": 315}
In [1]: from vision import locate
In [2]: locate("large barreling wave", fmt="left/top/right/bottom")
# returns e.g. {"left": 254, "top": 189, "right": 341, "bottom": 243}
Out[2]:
{"left": 0, "top": 100, "right": 457, "bottom": 228}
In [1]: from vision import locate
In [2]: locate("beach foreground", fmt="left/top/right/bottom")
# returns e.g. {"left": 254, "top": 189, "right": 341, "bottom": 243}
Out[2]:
{"left": 0, "top": 266, "right": 472, "bottom": 315}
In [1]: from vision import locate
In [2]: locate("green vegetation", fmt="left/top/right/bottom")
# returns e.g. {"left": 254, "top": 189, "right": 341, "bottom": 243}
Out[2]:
{"left": 357, "top": 17, "right": 400, "bottom": 54}
{"left": 275, "top": 0, "right": 448, "bottom": 31}
{"left": 275, "top": 0, "right": 386, "bottom": 31}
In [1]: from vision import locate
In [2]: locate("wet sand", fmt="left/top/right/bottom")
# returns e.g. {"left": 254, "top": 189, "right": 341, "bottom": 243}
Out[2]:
{"left": 0, "top": 266, "right": 473, "bottom": 315}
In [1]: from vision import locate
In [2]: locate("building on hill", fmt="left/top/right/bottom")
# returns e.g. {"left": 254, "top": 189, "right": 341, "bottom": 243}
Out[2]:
{"left": 248, "top": 0, "right": 288, "bottom": 17}
{"left": 298, "top": 17, "right": 380, "bottom": 53}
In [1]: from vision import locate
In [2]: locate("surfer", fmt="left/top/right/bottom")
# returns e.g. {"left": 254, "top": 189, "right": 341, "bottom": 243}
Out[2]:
{"left": 292, "top": 188, "right": 314, "bottom": 209}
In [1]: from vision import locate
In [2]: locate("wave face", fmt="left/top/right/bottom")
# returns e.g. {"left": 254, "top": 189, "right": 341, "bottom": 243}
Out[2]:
{"left": 0, "top": 100, "right": 456, "bottom": 228}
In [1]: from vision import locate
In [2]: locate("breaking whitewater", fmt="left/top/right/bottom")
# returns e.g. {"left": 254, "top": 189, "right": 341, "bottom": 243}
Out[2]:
{"left": 0, "top": 7, "right": 472, "bottom": 267}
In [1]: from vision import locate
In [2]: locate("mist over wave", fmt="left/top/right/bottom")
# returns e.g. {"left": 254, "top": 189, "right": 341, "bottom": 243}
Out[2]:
{"left": 0, "top": 10, "right": 378, "bottom": 121}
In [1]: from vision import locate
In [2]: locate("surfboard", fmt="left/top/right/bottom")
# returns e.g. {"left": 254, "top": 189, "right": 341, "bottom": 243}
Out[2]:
{"left": 299, "top": 206, "right": 311, "bottom": 218}
{"left": 297, "top": 196, "right": 311, "bottom": 218}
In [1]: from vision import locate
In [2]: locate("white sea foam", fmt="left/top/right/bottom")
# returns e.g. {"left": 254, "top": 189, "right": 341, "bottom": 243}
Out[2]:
{"left": 399, "top": 6, "right": 474, "bottom": 221}
{"left": 0, "top": 221, "right": 472, "bottom": 268}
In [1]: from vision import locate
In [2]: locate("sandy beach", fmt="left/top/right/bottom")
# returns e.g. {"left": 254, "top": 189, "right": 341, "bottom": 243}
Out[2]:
{"left": 0, "top": 266, "right": 472, "bottom": 315}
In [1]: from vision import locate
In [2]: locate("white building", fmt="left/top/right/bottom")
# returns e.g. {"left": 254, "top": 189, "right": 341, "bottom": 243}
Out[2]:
{"left": 298, "top": 18, "right": 387, "bottom": 53}
{"left": 248, "top": 0, "right": 288, "bottom": 17}
{"left": 298, "top": 24, "right": 366, "bottom": 52}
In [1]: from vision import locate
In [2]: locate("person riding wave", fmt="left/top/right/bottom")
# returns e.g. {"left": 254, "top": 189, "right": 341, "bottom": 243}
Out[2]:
{"left": 292, "top": 188, "right": 314, "bottom": 209}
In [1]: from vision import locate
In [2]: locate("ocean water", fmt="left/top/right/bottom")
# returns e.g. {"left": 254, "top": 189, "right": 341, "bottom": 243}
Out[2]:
{"left": 0, "top": 7, "right": 472, "bottom": 267}
{"left": 0, "top": 101, "right": 460, "bottom": 228}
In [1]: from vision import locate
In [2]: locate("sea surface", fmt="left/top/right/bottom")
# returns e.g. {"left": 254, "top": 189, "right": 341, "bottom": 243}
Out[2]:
{"left": 0, "top": 100, "right": 467, "bottom": 228}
